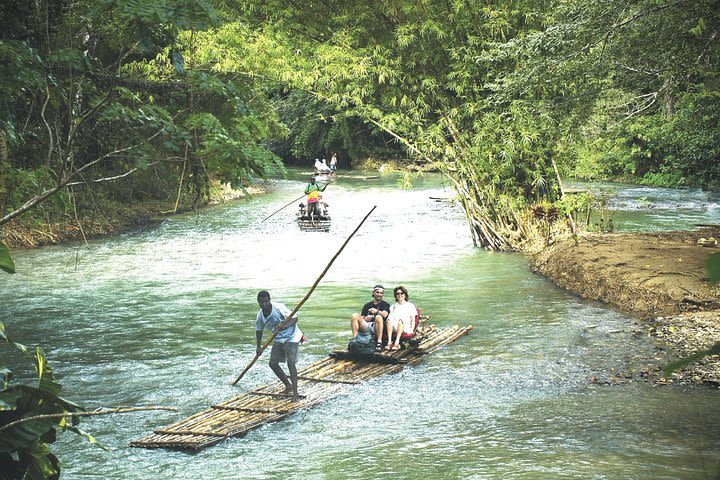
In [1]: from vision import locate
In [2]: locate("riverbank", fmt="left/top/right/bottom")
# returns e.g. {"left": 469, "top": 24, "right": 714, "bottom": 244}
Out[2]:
{"left": 532, "top": 227, "right": 720, "bottom": 387}
{"left": 0, "top": 182, "right": 267, "bottom": 249}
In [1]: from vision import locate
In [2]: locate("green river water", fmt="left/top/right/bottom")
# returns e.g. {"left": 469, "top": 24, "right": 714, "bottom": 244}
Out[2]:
{"left": 3, "top": 171, "right": 719, "bottom": 479}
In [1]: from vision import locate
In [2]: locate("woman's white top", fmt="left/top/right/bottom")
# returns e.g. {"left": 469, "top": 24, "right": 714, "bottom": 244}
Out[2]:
{"left": 387, "top": 301, "right": 417, "bottom": 334}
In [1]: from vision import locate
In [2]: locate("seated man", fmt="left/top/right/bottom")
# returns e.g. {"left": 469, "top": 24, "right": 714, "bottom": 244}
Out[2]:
{"left": 350, "top": 284, "right": 390, "bottom": 348}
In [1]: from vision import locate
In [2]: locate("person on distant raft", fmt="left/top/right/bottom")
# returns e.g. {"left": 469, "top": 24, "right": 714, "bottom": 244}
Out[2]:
{"left": 350, "top": 284, "right": 391, "bottom": 350}
{"left": 304, "top": 176, "right": 328, "bottom": 220}
{"left": 255, "top": 290, "right": 303, "bottom": 402}
{"left": 314, "top": 158, "right": 330, "bottom": 174}
{"left": 385, "top": 285, "right": 417, "bottom": 350}
{"left": 329, "top": 153, "right": 338, "bottom": 174}
{"left": 321, "top": 158, "right": 332, "bottom": 173}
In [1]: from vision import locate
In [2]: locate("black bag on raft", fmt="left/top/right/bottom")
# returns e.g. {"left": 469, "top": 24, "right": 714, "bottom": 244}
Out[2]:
{"left": 347, "top": 332, "right": 375, "bottom": 355}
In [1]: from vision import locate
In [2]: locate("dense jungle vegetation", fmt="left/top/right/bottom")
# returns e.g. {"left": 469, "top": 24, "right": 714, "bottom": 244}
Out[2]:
{"left": 1, "top": 0, "right": 718, "bottom": 252}
{"left": 0, "top": 1, "right": 718, "bottom": 477}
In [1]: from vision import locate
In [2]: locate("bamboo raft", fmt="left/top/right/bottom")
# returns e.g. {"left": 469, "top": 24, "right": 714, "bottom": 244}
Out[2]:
{"left": 131, "top": 323, "right": 472, "bottom": 450}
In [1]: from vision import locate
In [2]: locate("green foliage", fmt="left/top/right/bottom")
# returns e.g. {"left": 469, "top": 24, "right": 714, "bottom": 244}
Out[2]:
{"left": 219, "top": 0, "right": 615, "bottom": 247}
{"left": 0, "top": 0, "right": 289, "bottom": 230}
{"left": 664, "top": 342, "right": 720, "bottom": 378}
{"left": 90, "top": 0, "right": 220, "bottom": 55}
{"left": 572, "top": 91, "right": 720, "bottom": 188}
{"left": 661, "top": 251, "right": 720, "bottom": 378}
{"left": 0, "top": 40, "right": 44, "bottom": 138}
{"left": 706, "top": 253, "right": 720, "bottom": 285}
{"left": 0, "top": 241, "right": 14, "bottom": 274}
{"left": 271, "top": 91, "right": 402, "bottom": 164}
{"left": 0, "top": 323, "right": 87, "bottom": 480}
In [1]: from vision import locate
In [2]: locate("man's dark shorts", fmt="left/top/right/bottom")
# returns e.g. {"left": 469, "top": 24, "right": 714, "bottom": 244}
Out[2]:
{"left": 361, "top": 319, "right": 376, "bottom": 336}
{"left": 270, "top": 341, "right": 299, "bottom": 364}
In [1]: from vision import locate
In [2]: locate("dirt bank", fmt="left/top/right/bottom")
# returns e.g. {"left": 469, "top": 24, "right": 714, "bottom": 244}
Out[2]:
{"left": 1, "top": 183, "right": 266, "bottom": 249}
{"left": 532, "top": 227, "right": 720, "bottom": 387}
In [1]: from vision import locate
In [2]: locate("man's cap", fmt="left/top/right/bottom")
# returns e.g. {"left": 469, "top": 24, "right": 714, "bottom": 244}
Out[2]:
{"left": 372, "top": 284, "right": 385, "bottom": 292}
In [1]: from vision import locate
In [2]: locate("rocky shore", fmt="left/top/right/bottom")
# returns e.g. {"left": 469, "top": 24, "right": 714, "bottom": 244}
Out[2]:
{"left": 532, "top": 227, "right": 720, "bottom": 387}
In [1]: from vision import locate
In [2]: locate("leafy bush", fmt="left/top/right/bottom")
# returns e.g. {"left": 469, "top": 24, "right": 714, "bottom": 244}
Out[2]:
{"left": 0, "top": 323, "right": 95, "bottom": 480}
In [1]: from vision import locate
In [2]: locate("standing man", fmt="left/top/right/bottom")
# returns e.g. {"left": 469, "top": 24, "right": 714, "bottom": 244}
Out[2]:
{"left": 256, "top": 290, "right": 303, "bottom": 402}
{"left": 350, "top": 284, "right": 391, "bottom": 349}
{"left": 304, "top": 176, "right": 328, "bottom": 220}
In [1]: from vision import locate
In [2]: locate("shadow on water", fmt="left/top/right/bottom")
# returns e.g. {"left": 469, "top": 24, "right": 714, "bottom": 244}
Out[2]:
{"left": 3, "top": 171, "right": 720, "bottom": 479}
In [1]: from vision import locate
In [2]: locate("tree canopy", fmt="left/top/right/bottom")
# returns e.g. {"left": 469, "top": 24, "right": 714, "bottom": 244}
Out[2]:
{"left": 209, "top": 0, "right": 719, "bottom": 248}
{"left": 1, "top": 0, "right": 718, "bottom": 250}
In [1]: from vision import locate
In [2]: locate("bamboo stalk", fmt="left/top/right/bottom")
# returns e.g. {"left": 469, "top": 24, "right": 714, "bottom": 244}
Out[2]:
{"left": 0, "top": 406, "right": 177, "bottom": 433}
{"left": 299, "top": 374, "right": 359, "bottom": 385}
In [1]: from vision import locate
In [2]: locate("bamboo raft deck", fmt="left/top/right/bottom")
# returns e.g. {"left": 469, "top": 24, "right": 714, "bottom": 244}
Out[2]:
{"left": 131, "top": 323, "right": 472, "bottom": 450}
{"left": 297, "top": 215, "right": 331, "bottom": 232}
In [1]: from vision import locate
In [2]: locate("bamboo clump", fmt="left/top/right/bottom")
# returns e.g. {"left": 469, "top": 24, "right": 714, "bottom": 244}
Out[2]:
{"left": 131, "top": 324, "right": 473, "bottom": 450}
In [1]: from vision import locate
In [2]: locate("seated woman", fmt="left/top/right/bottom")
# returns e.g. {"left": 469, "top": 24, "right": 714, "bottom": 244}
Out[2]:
{"left": 385, "top": 285, "right": 417, "bottom": 350}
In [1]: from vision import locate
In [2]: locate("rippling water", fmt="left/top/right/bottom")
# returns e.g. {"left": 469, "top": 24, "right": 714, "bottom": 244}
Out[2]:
{"left": 569, "top": 181, "right": 720, "bottom": 232}
{"left": 3, "top": 172, "right": 719, "bottom": 479}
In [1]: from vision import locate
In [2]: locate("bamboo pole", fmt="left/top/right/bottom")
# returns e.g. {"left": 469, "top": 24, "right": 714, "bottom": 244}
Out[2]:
{"left": 0, "top": 406, "right": 177, "bottom": 433}
{"left": 231, "top": 205, "right": 377, "bottom": 385}
{"left": 260, "top": 193, "right": 306, "bottom": 223}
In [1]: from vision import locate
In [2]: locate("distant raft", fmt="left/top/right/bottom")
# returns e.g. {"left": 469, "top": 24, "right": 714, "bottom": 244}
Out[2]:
{"left": 131, "top": 322, "right": 473, "bottom": 450}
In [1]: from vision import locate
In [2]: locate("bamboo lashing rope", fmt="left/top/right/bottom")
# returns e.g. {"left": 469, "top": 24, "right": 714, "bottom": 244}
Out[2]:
{"left": 211, "top": 405, "right": 290, "bottom": 414}
{"left": 249, "top": 391, "right": 308, "bottom": 399}
{"left": 297, "top": 375, "right": 360, "bottom": 385}
{"left": 231, "top": 205, "right": 377, "bottom": 385}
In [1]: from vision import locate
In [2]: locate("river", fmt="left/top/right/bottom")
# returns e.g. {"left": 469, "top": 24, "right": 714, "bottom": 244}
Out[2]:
{"left": 3, "top": 171, "right": 719, "bottom": 479}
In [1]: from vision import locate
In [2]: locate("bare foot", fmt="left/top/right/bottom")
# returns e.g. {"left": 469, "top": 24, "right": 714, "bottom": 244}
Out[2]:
{"left": 283, "top": 385, "right": 293, "bottom": 394}
{"left": 291, "top": 393, "right": 300, "bottom": 402}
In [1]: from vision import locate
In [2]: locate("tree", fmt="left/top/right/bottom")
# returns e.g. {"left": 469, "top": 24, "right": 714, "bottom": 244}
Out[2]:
{"left": 199, "top": 0, "right": 575, "bottom": 250}
{"left": 203, "top": 0, "right": 718, "bottom": 250}
{"left": 0, "top": 0, "right": 285, "bottom": 233}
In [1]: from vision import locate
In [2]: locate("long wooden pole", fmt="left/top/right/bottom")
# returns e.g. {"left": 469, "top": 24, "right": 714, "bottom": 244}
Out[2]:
{"left": 260, "top": 193, "right": 306, "bottom": 223}
{"left": 231, "top": 205, "right": 377, "bottom": 385}
{"left": 260, "top": 170, "right": 353, "bottom": 223}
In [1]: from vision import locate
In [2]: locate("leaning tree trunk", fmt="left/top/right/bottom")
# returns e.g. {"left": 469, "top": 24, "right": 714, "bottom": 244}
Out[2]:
{"left": 443, "top": 161, "right": 572, "bottom": 252}
{"left": 443, "top": 165, "right": 516, "bottom": 251}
